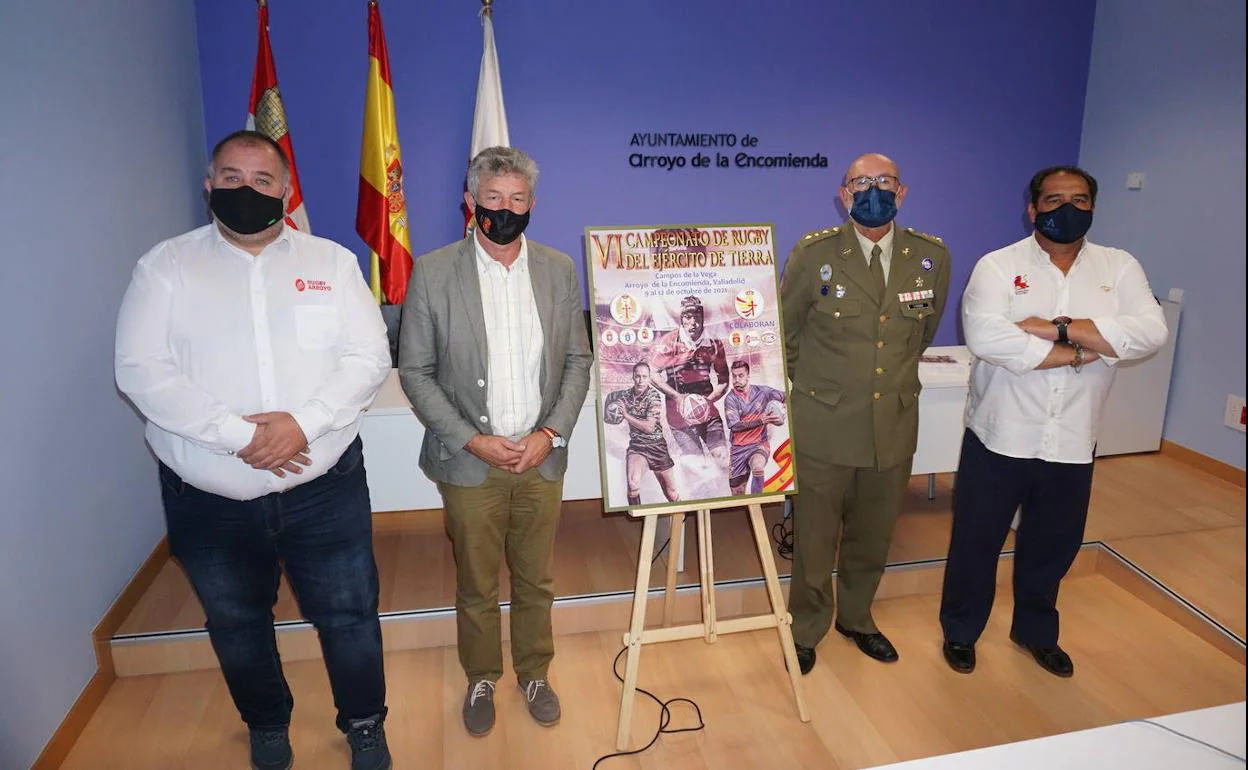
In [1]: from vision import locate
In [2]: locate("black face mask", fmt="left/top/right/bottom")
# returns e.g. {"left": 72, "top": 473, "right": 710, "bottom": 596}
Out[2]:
{"left": 209, "top": 185, "right": 285, "bottom": 235}
{"left": 474, "top": 204, "right": 530, "bottom": 245}
{"left": 1034, "top": 202, "right": 1093, "bottom": 244}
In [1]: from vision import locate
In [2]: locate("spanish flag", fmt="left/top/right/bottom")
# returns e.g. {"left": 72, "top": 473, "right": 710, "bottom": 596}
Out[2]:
{"left": 247, "top": 0, "right": 309, "bottom": 233}
{"left": 356, "top": 0, "right": 412, "bottom": 304}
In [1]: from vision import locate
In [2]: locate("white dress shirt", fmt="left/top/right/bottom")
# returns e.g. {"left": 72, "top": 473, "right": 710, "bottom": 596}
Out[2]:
{"left": 852, "top": 221, "right": 895, "bottom": 281}
{"left": 115, "top": 224, "right": 391, "bottom": 500}
{"left": 961, "top": 235, "right": 1168, "bottom": 464}
{"left": 474, "top": 231, "right": 544, "bottom": 439}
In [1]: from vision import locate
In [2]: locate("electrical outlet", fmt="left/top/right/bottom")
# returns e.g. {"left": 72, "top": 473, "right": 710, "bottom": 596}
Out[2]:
{"left": 1226, "top": 395, "right": 1247, "bottom": 433}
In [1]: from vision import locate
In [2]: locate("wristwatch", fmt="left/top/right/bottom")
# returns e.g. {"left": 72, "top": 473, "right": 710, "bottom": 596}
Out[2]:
{"left": 1052, "top": 316, "right": 1073, "bottom": 345}
{"left": 540, "top": 426, "right": 566, "bottom": 449}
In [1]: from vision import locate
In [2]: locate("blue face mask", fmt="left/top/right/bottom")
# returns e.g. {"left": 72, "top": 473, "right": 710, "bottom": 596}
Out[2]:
{"left": 1034, "top": 202, "right": 1093, "bottom": 244}
{"left": 849, "top": 187, "right": 898, "bottom": 228}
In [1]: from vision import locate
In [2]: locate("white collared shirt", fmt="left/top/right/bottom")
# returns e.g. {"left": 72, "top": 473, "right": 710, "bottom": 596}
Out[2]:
{"left": 474, "top": 231, "right": 544, "bottom": 439}
{"left": 852, "top": 222, "right": 895, "bottom": 281}
{"left": 961, "top": 235, "right": 1168, "bottom": 464}
{"left": 115, "top": 223, "right": 391, "bottom": 500}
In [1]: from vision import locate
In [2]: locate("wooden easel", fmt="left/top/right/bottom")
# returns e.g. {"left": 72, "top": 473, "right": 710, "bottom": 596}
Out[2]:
{"left": 615, "top": 494, "right": 810, "bottom": 750}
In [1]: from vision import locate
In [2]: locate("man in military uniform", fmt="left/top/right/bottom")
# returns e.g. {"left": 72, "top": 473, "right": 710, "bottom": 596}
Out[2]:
{"left": 781, "top": 153, "right": 951, "bottom": 672}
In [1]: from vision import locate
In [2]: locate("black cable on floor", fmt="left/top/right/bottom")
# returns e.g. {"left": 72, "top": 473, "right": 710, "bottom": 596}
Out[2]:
{"left": 591, "top": 645, "right": 706, "bottom": 769}
{"left": 651, "top": 535, "right": 671, "bottom": 564}
{"left": 772, "top": 501, "right": 794, "bottom": 561}
{"left": 1127, "top": 719, "right": 1246, "bottom": 763}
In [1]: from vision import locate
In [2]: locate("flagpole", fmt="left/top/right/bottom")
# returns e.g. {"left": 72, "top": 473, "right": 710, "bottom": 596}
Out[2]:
{"left": 481, "top": 0, "right": 492, "bottom": 18}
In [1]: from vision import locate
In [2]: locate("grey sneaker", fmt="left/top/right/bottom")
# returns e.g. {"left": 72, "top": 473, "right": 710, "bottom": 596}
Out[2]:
{"left": 518, "top": 678, "right": 561, "bottom": 726}
{"left": 346, "top": 715, "right": 392, "bottom": 770}
{"left": 462, "top": 679, "right": 497, "bottom": 736}
{"left": 248, "top": 727, "right": 292, "bottom": 770}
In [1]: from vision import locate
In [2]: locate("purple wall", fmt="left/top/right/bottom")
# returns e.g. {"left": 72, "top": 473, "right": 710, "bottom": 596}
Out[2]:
{"left": 1080, "top": 0, "right": 1246, "bottom": 469}
{"left": 195, "top": 0, "right": 1095, "bottom": 346}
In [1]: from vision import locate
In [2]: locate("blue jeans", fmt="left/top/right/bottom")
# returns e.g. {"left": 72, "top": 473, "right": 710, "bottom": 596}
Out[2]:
{"left": 161, "top": 437, "right": 387, "bottom": 732}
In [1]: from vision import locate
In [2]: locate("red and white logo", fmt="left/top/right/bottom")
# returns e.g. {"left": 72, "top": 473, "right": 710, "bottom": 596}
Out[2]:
{"left": 1013, "top": 274, "right": 1030, "bottom": 294}
{"left": 295, "top": 278, "right": 333, "bottom": 292}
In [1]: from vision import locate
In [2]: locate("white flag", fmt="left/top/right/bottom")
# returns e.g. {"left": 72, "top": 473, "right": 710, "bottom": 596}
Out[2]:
{"left": 470, "top": 13, "right": 509, "bottom": 157}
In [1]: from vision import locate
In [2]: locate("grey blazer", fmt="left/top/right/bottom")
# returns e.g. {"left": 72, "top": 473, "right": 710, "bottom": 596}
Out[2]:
{"left": 397, "top": 237, "right": 593, "bottom": 486}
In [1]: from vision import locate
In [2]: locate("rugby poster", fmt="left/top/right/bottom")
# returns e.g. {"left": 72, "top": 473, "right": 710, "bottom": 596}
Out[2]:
{"left": 585, "top": 223, "right": 797, "bottom": 513}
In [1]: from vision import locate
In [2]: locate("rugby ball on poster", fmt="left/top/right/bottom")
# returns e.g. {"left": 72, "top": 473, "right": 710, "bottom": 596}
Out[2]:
{"left": 604, "top": 401, "right": 626, "bottom": 425}
{"left": 678, "top": 393, "right": 712, "bottom": 423}
{"left": 765, "top": 400, "right": 787, "bottom": 425}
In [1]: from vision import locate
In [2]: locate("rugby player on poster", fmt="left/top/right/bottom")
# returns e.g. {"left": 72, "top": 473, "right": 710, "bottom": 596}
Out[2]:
{"left": 723, "top": 360, "right": 786, "bottom": 495}
{"left": 650, "top": 296, "right": 730, "bottom": 474}
{"left": 603, "top": 362, "right": 680, "bottom": 505}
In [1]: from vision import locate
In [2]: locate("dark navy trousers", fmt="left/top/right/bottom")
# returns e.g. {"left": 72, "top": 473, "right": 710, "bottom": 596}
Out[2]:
{"left": 939, "top": 430, "right": 1094, "bottom": 647}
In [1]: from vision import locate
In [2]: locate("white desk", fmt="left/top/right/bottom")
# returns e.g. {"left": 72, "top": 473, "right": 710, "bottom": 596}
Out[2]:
{"left": 869, "top": 702, "right": 1245, "bottom": 769}
{"left": 360, "top": 350, "right": 972, "bottom": 512}
{"left": 360, "top": 327, "right": 1176, "bottom": 512}
{"left": 359, "top": 370, "right": 601, "bottom": 512}
{"left": 913, "top": 345, "right": 973, "bottom": 478}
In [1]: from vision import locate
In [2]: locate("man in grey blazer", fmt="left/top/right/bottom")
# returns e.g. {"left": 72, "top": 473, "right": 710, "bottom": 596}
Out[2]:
{"left": 398, "top": 147, "right": 592, "bottom": 738}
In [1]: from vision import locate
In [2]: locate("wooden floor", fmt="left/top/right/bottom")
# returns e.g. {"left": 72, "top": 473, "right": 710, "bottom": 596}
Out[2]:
{"left": 57, "top": 451, "right": 1246, "bottom": 769}
{"left": 117, "top": 452, "right": 1244, "bottom": 640}
{"left": 64, "top": 572, "right": 1246, "bottom": 770}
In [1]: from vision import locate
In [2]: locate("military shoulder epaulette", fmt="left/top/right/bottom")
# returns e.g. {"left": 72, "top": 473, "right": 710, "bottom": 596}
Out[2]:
{"left": 905, "top": 227, "right": 944, "bottom": 246}
{"left": 801, "top": 226, "right": 841, "bottom": 242}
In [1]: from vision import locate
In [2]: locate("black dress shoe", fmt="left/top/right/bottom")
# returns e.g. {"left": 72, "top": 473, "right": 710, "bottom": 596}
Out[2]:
{"left": 835, "top": 623, "right": 899, "bottom": 663}
{"left": 794, "top": 644, "right": 816, "bottom": 675}
{"left": 942, "top": 641, "right": 976, "bottom": 674}
{"left": 1010, "top": 632, "right": 1074, "bottom": 677}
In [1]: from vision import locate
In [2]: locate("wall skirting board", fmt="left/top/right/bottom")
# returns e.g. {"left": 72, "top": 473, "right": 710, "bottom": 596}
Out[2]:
{"left": 1161, "top": 440, "right": 1246, "bottom": 487}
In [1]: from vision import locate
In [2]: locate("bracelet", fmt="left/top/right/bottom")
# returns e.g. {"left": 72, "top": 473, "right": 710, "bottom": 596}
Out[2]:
{"left": 1071, "top": 344, "right": 1085, "bottom": 373}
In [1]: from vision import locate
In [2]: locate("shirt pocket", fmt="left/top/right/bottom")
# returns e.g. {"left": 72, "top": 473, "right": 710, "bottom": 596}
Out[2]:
{"left": 812, "top": 298, "right": 861, "bottom": 321}
{"left": 294, "top": 305, "right": 341, "bottom": 350}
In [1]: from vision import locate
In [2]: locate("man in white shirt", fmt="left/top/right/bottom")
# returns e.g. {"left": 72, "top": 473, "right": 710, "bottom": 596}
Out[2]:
{"left": 398, "top": 147, "right": 592, "bottom": 738}
{"left": 115, "top": 131, "right": 393, "bottom": 770}
{"left": 939, "top": 166, "right": 1167, "bottom": 678}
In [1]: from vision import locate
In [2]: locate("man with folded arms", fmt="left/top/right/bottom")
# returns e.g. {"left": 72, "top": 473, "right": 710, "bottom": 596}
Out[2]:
{"left": 939, "top": 165, "right": 1167, "bottom": 677}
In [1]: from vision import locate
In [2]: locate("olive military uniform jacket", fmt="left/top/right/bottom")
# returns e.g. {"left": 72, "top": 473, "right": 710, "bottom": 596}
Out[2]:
{"left": 781, "top": 224, "right": 951, "bottom": 470}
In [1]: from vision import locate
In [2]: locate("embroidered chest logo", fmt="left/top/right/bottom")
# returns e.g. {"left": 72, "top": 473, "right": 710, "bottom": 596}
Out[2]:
{"left": 296, "top": 278, "right": 333, "bottom": 292}
{"left": 1013, "top": 274, "right": 1030, "bottom": 295}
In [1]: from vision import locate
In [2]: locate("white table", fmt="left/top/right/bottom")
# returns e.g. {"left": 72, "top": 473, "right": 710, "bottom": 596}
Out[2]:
{"left": 913, "top": 345, "right": 974, "bottom": 497}
{"left": 359, "top": 370, "right": 602, "bottom": 512}
{"left": 869, "top": 702, "right": 1245, "bottom": 769}
{"left": 359, "top": 350, "right": 977, "bottom": 512}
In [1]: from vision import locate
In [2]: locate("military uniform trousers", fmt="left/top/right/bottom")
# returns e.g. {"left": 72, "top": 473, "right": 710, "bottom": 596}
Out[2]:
{"left": 788, "top": 450, "right": 913, "bottom": 647}
{"left": 439, "top": 467, "right": 563, "bottom": 684}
